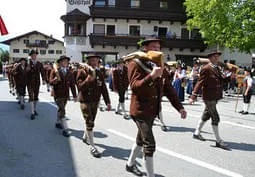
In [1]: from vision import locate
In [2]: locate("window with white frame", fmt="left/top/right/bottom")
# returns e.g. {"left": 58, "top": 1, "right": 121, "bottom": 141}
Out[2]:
{"left": 93, "top": 24, "right": 105, "bottom": 35}
{"left": 160, "top": 0, "right": 168, "bottom": 8}
{"left": 129, "top": 25, "right": 140, "bottom": 36}
{"left": 131, "top": 0, "right": 140, "bottom": 8}
{"left": 23, "top": 49, "right": 29, "bottom": 53}
{"left": 181, "top": 28, "right": 189, "bottom": 39}
{"left": 95, "top": 0, "right": 106, "bottom": 6}
{"left": 68, "top": 24, "right": 85, "bottom": 36}
{"left": 40, "top": 50, "right": 46, "bottom": 55}
{"left": 48, "top": 50, "right": 54, "bottom": 54}
{"left": 106, "top": 25, "right": 115, "bottom": 35}
{"left": 108, "top": 0, "right": 116, "bottom": 7}
{"left": 23, "top": 39, "right": 29, "bottom": 44}
{"left": 56, "top": 50, "right": 62, "bottom": 54}
{"left": 191, "top": 29, "right": 202, "bottom": 39}
{"left": 13, "top": 49, "right": 19, "bottom": 53}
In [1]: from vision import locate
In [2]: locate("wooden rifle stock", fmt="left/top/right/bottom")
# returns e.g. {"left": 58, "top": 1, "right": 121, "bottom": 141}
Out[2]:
{"left": 53, "top": 63, "right": 61, "bottom": 81}
{"left": 79, "top": 62, "right": 96, "bottom": 77}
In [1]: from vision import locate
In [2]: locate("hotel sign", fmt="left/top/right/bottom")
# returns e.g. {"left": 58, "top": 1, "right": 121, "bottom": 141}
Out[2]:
{"left": 68, "top": 0, "right": 91, "bottom": 5}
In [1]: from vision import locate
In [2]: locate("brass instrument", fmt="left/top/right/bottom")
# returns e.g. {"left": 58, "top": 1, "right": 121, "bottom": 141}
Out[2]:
{"left": 122, "top": 51, "right": 164, "bottom": 68}
{"left": 53, "top": 63, "right": 61, "bottom": 81}
{"left": 79, "top": 62, "right": 96, "bottom": 77}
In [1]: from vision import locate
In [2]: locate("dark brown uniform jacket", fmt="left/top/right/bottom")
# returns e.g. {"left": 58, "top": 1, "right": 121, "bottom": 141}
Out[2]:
{"left": 12, "top": 63, "right": 27, "bottom": 89}
{"left": 128, "top": 61, "right": 184, "bottom": 119}
{"left": 128, "top": 60, "right": 162, "bottom": 119}
{"left": 44, "top": 66, "right": 52, "bottom": 84}
{"left": 26, "top": 61, "right": 46, "bottom": 88}
{"left": 112, "top": 66, "right": 129, "bottom": 92}
{"left": 191, "top": 63, "right": 223, "bottom": 101}
{"left": 49, "top": 68, "right": 77, "bottom": 99}
{"left": 76, "top": 68, "right": 110, "bottom": 105}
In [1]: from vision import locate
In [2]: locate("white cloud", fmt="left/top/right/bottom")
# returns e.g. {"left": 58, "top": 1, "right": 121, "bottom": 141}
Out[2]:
{"left": 0, "top": 0, "right": 66, "bottom": 41}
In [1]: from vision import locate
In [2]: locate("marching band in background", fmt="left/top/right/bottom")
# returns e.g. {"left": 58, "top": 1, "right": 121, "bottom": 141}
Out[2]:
{"left": 2, "top": 39, "right": 254, "bottom": 176}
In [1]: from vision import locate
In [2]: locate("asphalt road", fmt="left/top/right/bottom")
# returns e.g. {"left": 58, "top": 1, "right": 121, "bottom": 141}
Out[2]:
{"left": 0, "top": 75, "right": 255, "bottom": 177}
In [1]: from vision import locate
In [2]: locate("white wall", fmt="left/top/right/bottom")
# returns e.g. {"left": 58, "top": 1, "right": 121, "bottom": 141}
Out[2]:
{"left": 66, "top": 0, "right": 91, "bottom": 14}
{"left": 9, "top": 34, "right": 65, "bottom": 62}
{"left": 222, "top": 48, "right": 252, "bottom": 67}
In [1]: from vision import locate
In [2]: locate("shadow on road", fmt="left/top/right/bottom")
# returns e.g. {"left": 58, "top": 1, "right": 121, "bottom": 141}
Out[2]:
{"left": 226, "top": 141, "right": 255, "bottom": 151}
{"left": 96, "top": 142, "right": 133, "bottom": 160}
{"left": 70, "top": 129, "right": 108, "bottom": 141}
{"left": 0, "top": 100, "right": 77, "bottom": 177}
{"left": 168, "top": 126, "right": 196, "bottom": 133}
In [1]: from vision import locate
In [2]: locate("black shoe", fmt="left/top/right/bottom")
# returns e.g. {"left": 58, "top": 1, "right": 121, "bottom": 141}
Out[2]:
{"left": 62, "top": 130, "right": 70, "bottom": 137}
{"left": 123, "top": 114, "right": 130, "bottom": 120}
{"left": 82, "top": 137, "right": 90, "bottom": 145}
{"left": 55, "top": 123, "right": 63, "bottom": 129}
{"left": 193, "top": 134, "right": 206, "bottom": 141}
{"left": 90, "top": 148, "right": 101, "bottom": 158}
{"left": 241, "top": 111, "right": 248, "bottom": 115}
{"left": 126, "top": 164, "right": 143, "bottom": 176}
{"left": 115, "top": 111, "right": 122, "bottom": 115}
{"left": 20, "top": 104, "right": 25, "bottom": 110}
{"left": 99, "top": 107, "right": 104, "bottom": 112}
{"left": 161, "top": 126, "right": 168, "bottom": 132}
{"left": 216, "top": 141, "right": 230, "bottom": 150}
{"left": 238, "top": 110, "right": 244, "bottom": 114}
{"left": 30, "top": 114, "right": 35, "bottom": 120}
{"left": 34, "top": 111, "right": 38, "bottom": 116}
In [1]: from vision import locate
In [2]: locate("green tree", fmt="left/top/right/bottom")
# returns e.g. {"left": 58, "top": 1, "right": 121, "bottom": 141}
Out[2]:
{"left": 184, "top": 0, "right": 255, "bottom": 53}
{"left": 0, "top": 49, "right": 9, "bottom": 63}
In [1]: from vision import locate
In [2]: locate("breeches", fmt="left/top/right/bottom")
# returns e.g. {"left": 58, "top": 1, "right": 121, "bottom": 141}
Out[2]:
{"left": 243, "top": 91, "right": 252, "bottom": 103}
{"left": 55, "top": 98, "right": 67, "bottom": 119}
{"left": 202, "top": 100, "right": 220, "bottom": 126}
{"left": 118, "top": 89, "right": 125, "bottom": 103}
{"left": 17, "top": 85, "right": 26, "bottom": 96}
{"left": 133, "top": 116, "right": 155, "bottom": 157}
{"left": 27, "top": 85, "right": 40, "bottom": 102}
{"left": 80, "top": 102, "right": 98, "bottom": 131}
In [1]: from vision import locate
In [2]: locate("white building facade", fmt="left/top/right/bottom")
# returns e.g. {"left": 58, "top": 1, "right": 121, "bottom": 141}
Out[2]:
{"left": 2, "top": 31, "right": 65, "bottom": 63}
{"left": 61, "top": 0, "right": 253, "bottom": 67}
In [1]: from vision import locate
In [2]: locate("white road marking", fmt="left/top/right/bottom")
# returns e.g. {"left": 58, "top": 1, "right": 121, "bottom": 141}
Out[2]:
{"left": 107, "top": 129, "right": 243, "bottom": 177}
{"left": 40, "top": 97, "right": 57, "bottom": 108}
{"left": 180, "top": 112, "right": 255, "bottom": 130}
{"left": 222, "top": 121, "right": 255, "bottom": 130}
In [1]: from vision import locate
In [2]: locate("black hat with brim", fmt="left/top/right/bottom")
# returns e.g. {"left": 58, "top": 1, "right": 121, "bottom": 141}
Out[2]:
{"left": 29, "top": 49, "right": 38, "bottom": 56}
{"left": 57, "top": 55, "right": 71, "bottom": 63}
{"left": 19, "top": 58, "right": 27, "bottom": 62}
{"left": 207, "top": 50, "right": 222, "bottom": 58}
{"left": 244, "top": 67, "right": 251, "bottom": 73}
{"left": 140, "top": 38, "right": 161, "bottom": 46}
{"left": 86, "top": 53, "right": 101, "bottom": 60}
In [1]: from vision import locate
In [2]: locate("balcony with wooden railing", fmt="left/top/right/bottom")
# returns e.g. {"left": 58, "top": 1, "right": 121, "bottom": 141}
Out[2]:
{"left": 26, "top": 43, "right": 48, "bottom": 48}
{"left": 89, "top": 33, "right": 207, "bottom": 50}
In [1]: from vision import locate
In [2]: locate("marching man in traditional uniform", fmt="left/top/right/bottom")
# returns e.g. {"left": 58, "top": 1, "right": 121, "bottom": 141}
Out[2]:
{"left": 189, "top": 51, "right": 229, "bottom": 150}
{"left": 26, "top": 49, "right": 46, "bottom": 120}
{"left": 49, "top": 56, "right": 77, "bottom": 137}
{"left": 112, "top": 59, "right": 129, "bottom": 119}
{"left": 76, "top": 53, "right": 111, "bottom": 158}
{"left": 239, "top": 68, "right": 253, "bottom": 115}
{"left": 12, "top": 58, "right": 27, "bottom": 109}
{"left": 124, "top": 38, "right": 187, "bottom": 177}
